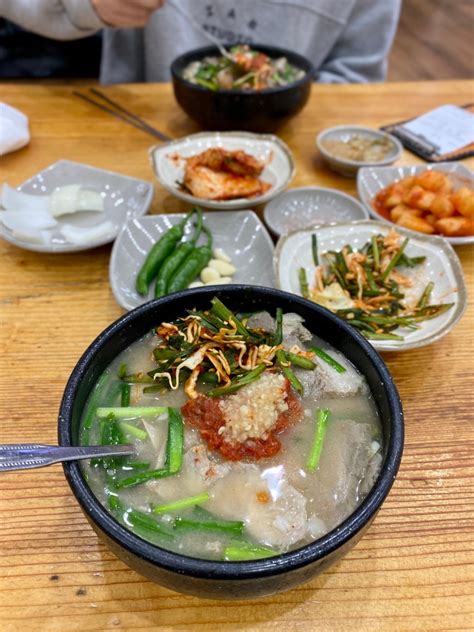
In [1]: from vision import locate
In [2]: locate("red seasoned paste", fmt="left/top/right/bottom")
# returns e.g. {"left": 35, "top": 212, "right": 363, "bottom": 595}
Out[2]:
{"left": 181, "top": 379, "right": 303, "bottom": 461}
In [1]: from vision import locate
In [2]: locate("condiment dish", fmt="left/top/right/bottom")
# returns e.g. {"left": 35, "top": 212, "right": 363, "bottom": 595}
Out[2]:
{"left": 316, "top": 126, "right": 403, "bottom": 178}
{"left": 0, "top": 160, "right": 153, "bottom": 253}
{"left": 275, "top": 220, "right": 467, "bottom": 351}
{"left": 263, "top": 186, "right": 368, "bottom": 237}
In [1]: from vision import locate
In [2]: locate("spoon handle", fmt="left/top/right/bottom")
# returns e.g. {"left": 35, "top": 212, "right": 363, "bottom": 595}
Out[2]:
{"left": 0, "top": 444, "right": 135, "bottom": 471}
{"left": 168, "top": 1, "right": 234, "bottom": 61}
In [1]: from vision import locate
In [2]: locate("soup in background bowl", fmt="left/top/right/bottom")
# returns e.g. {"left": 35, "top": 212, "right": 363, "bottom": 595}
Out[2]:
{"left": 171, "top": 45, "right": 314, "bottom": 133}
{"left": 58, "top": 286, "right": 403, "bottom": 600}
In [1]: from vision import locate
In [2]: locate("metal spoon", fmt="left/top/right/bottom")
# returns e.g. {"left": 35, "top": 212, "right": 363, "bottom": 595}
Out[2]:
{"left": 168, "top": 1, "right": 236, "bottom": 63}
{"left": 0, "top": 443, "right": 135, "bottom": 472}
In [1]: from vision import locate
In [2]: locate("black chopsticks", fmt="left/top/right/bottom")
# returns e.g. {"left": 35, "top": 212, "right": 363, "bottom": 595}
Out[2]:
{"left": 73, "top": 88, "right": 172, "bottom": 142}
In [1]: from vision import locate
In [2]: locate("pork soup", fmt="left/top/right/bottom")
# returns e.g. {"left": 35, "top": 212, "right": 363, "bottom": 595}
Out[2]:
{"left": 80, "top": 300, "right": 383, "bottom": 561}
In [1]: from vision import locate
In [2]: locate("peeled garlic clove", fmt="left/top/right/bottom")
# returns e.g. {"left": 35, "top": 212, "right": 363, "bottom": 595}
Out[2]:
{"left": 213, "top": 276, "right": 232, "bottom": 284}
{"left": 188, "top": 281, "right": 204, "bottom": 288}
{"left": 213, "top": 247, "right": 231, "bottom": 262}
{"left": 200, "top": 267, "right": 220, "bottom": 283}
{"left": 208, "top": 259, "right": 236, "bottom": 276}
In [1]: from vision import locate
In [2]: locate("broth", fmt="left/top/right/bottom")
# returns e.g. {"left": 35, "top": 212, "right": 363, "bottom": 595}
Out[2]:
{"left": 80, "top": 307, "right": 383, "bottom": 561}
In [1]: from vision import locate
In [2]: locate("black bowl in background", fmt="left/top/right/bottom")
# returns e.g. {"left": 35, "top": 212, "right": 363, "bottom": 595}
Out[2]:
{"left": 170, "top": 45, "right": 314, "bottom": 132}
{"left": 58, "top": 286, "right": 403, "bottom": 600}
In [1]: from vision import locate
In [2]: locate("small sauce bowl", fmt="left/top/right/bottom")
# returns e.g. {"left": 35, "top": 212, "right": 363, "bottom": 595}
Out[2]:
{"left": 316, "top": 125, "right": 403, "bottom": 178}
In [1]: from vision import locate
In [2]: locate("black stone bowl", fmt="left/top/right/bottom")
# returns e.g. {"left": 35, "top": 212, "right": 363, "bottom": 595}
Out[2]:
{"left": 58, "top": 286, "right": 403, "bottom": 600}
{"left": 170, "top": 45, "right": 314, "bottom": 132}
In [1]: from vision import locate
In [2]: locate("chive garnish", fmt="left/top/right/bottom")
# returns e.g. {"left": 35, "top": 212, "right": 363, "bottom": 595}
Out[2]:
{"left": 224, "top": 542, "right": 277, "bottom": 561}
{"left": 96, "top": 406, "right": 167, "bottom": 419}
{"left": 152, "top": 492, "right": 210, "bottom": 514}
{"left": 311, "top": 347, "right": 346, "bottom": 373}
{"left": 306, "top": 408, "right": 330, "bottom": 472}
{"left": 173, "top": 517, "right": 244, "bottom": 535}
{"left": 166, "top": 407, "right": 184, "bottom": 474}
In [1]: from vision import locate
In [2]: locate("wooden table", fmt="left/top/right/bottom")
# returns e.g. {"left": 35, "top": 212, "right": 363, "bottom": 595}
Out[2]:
{"left": 1, "top": 81, "right": 473, "bottom": 631}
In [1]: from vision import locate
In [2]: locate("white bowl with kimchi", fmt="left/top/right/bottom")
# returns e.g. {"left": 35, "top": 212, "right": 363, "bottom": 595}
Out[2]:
{"left": 149, "top": 131, "right": 295, "bottom": 210}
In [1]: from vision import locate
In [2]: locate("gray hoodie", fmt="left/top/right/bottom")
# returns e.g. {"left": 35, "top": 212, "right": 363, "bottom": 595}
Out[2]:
{"left": 0, "top": 0, "right": 401, "bottom": 84}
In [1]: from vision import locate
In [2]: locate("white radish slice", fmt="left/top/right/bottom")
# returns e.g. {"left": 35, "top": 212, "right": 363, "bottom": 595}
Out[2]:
{"left": 60, "top": 220, "right": 115, "bottom": 245}
{"left": 0, "top": 210, "right": 57, "bottom": 231}
{"left": 1, "top": 184, "right": 50, "bottom": 214}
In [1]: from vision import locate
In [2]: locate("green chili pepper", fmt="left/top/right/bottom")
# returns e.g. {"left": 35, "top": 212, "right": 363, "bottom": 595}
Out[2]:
{"left": 135, "top": 209, "right": 195, "bottom": 296}
{"left": 154, "top": 209, "right": 203, "bottom": 298}
{"left": 166, "top": 226, "right": 213, "bottom": 294}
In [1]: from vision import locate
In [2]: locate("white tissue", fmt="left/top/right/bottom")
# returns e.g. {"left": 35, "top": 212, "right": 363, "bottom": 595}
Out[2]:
{"left": 0, "top": 103, "right": 30, "bottom": 156}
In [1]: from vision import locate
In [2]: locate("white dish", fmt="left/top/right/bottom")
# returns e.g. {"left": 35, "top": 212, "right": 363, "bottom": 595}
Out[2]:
{"left": 0, "top": 160, "right": 154, "bottom": 253}
{"left": 274, "top": 220, "right": 466, "bottom": 351}
{"left": 357, "top": 162, "right": 474, "bottom": 246}
{"left": 149, "top": 131, "right": 295, "bottom": 210}
{"left": 110, "top": 211, "right": 275, "bottom": 311}
{"left": 263, "top": 186, "right": 368, "bottom": 237}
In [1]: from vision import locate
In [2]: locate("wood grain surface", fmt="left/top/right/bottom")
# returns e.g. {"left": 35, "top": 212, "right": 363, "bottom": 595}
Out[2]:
{"left": 0, "top": 81, "right": 473, "bottom": 632}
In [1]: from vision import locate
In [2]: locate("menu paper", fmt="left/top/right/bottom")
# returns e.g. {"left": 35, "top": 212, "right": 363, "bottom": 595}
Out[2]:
{"left": 403, "top": 105, "right": 474, "bottom": 155}
{"left": 381, "top": 103, "right": 474, "bottom": 162}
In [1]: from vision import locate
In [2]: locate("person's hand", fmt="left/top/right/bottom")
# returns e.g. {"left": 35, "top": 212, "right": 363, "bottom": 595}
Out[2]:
{"left": 91, "top": 0, "right": 166, "bottom": 27}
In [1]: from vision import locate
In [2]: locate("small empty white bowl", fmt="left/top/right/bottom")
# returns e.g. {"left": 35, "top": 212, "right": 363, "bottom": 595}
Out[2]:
{"left": 263, "top": 186, "right": 369, "bottom": 237}
{"left": 316, "top": 125, "right": 403, "bottom": 178}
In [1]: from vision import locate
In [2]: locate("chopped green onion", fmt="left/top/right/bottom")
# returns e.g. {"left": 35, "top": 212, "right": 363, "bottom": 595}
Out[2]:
{"left": 362, "top": 331, "right": 404, "bottom": 341}
{"left": 306, "top": 408, "right": 330, "bottom": 472}
{"left": 310, "top": 347, "right": 346, "bottom": 373}
{"left": 81, "top": 373, "right": 109, "bottom": 445}
{"left": 166, "top": 407, "right": 184, "bottom": 474}
{"left": 107, "top": 495, "right": 122, "bottom": 512}
{"left": 173, "top": 517, "right": 244, "bottom": 535}
{"left": 207, "top": 364, "right": 266, "bottom": 397}
{"left": 380, "top": 237, "right": 409, "bottom": 282}
{"left": 276, "top": 350, "right": 304, "bottom": 396}
{"left": 311, "top": 234, "right": 319, "bottom": 266}
{"left": 117, "top": 362, "right": 128, "bottom": 379}
{"left": 96, "top": 406, "right": 167, "bottom": 419}
{"left": 224, "top": 542, "right": 277, "bottom": 561}
{"left": 210, "top": 297, "right": 258, "bottom": 341}
{"left": 152, "top": 492, "right": 210, "bottom": 514}
{"left": 120, "top": 422, "right": 148, "bottom": 441}
{"left": 122, "top": 373, "right": 155, "bottom": 384}
{"left": 286, "top": 351, "right": 316, "bottom": 370}
{"left": 120, "top": 461, "right": 150, "bottom": 471}
{"left": 371, "top": 235, "right": 380, "bottom": 270}
{"left": 126, "top": 510, "right": 174, "bottom": 538}
{"left": 299, "top": 267, "right": 309, "bottom": 298}
{"left": 120, "top": 383, "right": 131, "bottom": 407}
{"left": 273, "top": 307, "right": 283, "bottom": 345}
{"left": 113, "top": 468, "right": 171, "bottom": 490}
{"left": 417, "top": 281, "right": 434, "bottom": 309}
